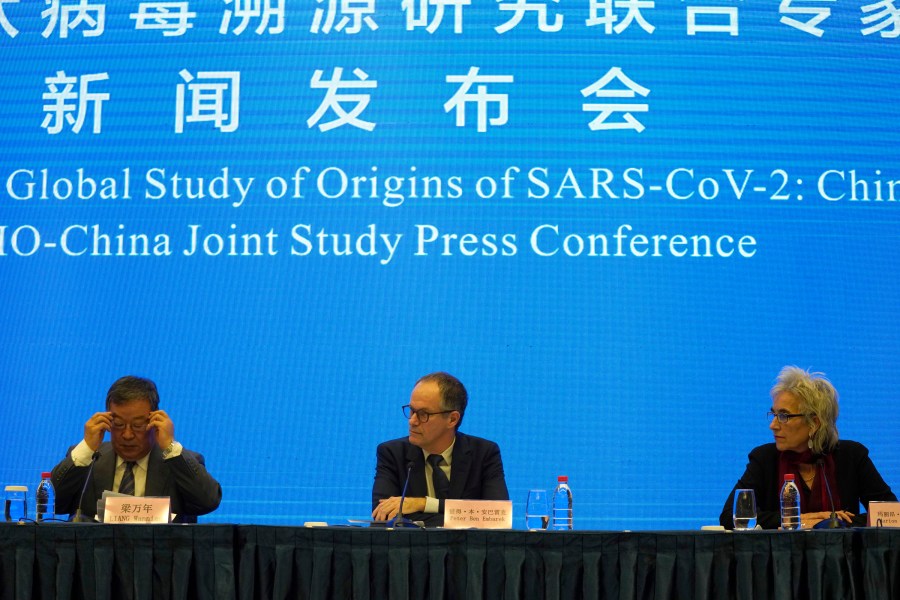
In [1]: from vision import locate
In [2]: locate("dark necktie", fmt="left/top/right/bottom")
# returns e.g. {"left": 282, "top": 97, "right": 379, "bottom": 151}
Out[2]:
{"left": 119, "top": 461, "right": 136, "bottom": 495}
{"left": 427, "top": 454, "right": 450, "bottom": 500}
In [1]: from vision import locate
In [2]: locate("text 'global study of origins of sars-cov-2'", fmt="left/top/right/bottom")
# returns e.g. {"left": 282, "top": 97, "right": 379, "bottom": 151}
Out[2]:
{"left": 2, "top": 166, "right": 897, "bottom": 262}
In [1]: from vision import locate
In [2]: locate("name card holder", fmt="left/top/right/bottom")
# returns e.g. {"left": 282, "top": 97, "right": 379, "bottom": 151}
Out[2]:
{"left": 443, "top": 499, "right": 513, "bottom": 529}
{"left": 103, "top": 496, "right": 171, "bottom": 523}
{"left": 868, "top": 501, "right": 900, "bottom": 528}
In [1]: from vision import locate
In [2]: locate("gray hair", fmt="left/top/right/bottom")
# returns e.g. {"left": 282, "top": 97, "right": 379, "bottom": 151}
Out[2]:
{"left": 770, "top": 366, "right": 839, "bottom": 454}
{"left": 106, "top": 375, "right": 160, "bottom": 411}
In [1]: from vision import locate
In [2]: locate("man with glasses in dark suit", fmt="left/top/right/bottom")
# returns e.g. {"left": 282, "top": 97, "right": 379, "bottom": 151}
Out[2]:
{"left": 372, "top": 371, "right": 508, "bottom": 526}
{"left": 52, "top": 375, "right": 222, "bottom": 523}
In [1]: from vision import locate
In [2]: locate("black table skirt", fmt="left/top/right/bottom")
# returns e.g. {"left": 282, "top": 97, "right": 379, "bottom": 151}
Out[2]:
{"left": 2, "top": 523, "right": 899, "bottom": 600}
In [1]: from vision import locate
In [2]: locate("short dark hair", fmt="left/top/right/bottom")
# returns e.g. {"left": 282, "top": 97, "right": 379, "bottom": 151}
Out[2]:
{"left": 416, "top": 371, "right": 467, "bottom": 429}
{"left": 106, "top": 376, "right": 159, "bottom": 411}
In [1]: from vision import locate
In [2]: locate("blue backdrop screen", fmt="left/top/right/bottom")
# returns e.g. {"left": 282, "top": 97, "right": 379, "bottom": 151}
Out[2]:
{"left": 1, "top": 0, "right": 898, "bottom": 528}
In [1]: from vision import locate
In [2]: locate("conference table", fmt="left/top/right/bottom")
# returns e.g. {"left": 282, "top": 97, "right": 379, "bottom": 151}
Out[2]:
{"left": 2, "top": 522, "right": 898, "bottom": 600}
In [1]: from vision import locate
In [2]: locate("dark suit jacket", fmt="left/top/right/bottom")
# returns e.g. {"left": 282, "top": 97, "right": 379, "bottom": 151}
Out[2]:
{"left": 51, "top": 441, "right": 222, "bottom": 523}
{"left": 372, "top": 432, "right": 509, "bottom": 526}
{"left": 719, "top": 440, "right": 896, "bottom": 529}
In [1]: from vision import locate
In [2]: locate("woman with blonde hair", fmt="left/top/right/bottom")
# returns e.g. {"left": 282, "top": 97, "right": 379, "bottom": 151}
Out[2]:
{"left": 720, "top": 366, "right": 896, "bottom": 529}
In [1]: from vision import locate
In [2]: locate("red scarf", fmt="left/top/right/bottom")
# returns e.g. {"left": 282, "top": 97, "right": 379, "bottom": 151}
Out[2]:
{"left": 777, "top": 449, "right": 841, "bottom": 513}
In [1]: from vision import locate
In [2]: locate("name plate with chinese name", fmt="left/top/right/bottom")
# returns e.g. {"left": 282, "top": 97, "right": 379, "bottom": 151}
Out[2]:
{"left": 103, "top": 496, "right": 171, "bottom": 523}
{"left": 868, "top": 502, "right": 900, "bottom": 528}
{"left": 443, "top": 499, "right": 513, "bottom": 529}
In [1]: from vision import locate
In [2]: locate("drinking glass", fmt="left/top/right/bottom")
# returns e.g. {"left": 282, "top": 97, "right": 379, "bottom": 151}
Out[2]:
{"left": 525, "top": 489, "right": 550, "bottom": 530}
{"left": 733, "top": 489, "right": 757, "bottom": 530}
{"left": 4, "top": 485, "right": 28, "bottom": 522}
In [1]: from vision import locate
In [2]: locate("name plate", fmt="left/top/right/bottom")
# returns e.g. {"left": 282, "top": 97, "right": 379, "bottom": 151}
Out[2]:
{"left": 103, "top": 496, "right": 171, "bottom": 523}
{"left": 443, "top": 499, "right": 513, "bottom": 529}
{"left": 869, "top": 501, "right": 900, "bottom": 528}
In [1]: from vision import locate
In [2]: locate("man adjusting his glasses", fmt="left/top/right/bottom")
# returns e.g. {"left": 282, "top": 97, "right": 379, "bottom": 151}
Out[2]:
{"left": 51, "top": 375, "right": 222, "bottom": 523}
{"left": 371, "top": 371, "right": 509, "bottom": 527}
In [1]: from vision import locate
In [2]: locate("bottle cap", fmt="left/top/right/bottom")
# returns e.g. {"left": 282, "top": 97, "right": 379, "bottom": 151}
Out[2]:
{"left": 784, "top": 473, "right": 795, "bottom": 481}
{"left": 558, "top": 475, "right": 568, "bottom": 483}
{"left": 41, "top": 472, "right": 52, "bottom": 479}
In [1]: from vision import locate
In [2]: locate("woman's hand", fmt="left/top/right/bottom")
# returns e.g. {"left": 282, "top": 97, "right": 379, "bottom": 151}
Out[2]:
{"left": 801, "top": 510, "right": 854, "bottom": 528}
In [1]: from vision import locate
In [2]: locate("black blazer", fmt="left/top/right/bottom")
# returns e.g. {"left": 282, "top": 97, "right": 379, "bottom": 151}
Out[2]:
{"left": 372, "top": 431, "right": 509, "bottom": 526}
{"left": 719, "top": 440, "right": 896, "bottom": 529}
{"left": 52, "top": 441, "right": 222, "bottom": 523}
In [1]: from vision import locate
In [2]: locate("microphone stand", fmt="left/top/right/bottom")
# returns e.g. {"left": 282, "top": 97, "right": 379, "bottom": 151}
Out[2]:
{"left": 72, "top": 451, "right": 101, "bottom": 523}
{"left": 813, "top": 457, "right": 846, "bottom": 529}
{"left": 388, "top": 462, "right": 421, "bottom": 529}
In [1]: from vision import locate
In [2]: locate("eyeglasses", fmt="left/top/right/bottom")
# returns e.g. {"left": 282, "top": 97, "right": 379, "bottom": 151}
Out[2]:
{"left": 767, "top": 410, "right": 810, "bottom": 424}
{"left": 402, "top": 404, "right": 455, "bottom": 423}
{"left": 111, "top": 419, "right": 150, "bottom": 432}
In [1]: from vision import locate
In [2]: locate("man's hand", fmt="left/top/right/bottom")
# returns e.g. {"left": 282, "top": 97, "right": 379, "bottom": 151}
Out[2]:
{"left": 372, "top": 496, "right": 427, "bottom": 521}
{"left": 83, "top": 412, "right": 112, "bottom": 450}
{"left": 149, "top": 410, "right": 175, "bottom": 449}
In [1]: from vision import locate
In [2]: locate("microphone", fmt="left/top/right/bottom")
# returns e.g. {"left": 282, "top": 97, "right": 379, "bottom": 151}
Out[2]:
{"left": 72, "top": 450, "right": 101, "bottom": 523}
{"left": 388, "top": 461, "right": 420, "bottom": 528}
{"left": 813, "top": 457, "right": 847, "bottom": 529}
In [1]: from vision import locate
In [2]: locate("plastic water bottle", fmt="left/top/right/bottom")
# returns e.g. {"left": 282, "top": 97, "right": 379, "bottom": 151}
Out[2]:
{"left": 36, "top": 472, "right": 55, "bottom": 522}
{"left": 780, "top": 473, "right": 801, "bottom": 530}
{"left": 551, "top": 475, "right": 573, "bottom": 530}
